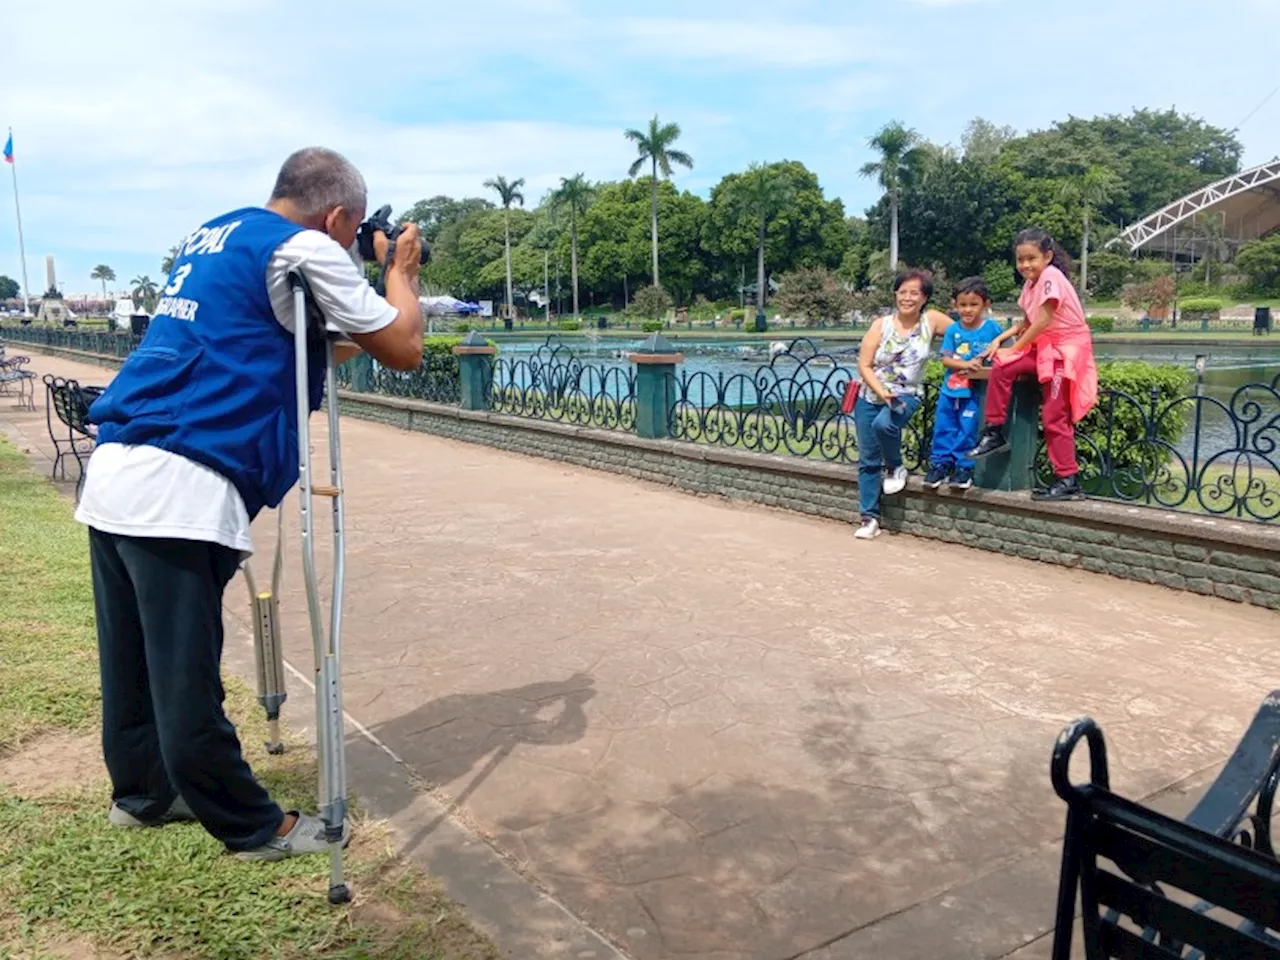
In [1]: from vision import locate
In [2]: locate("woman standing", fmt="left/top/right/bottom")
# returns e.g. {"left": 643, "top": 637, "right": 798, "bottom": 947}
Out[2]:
{"left": 853, "top": 269, "right": 952, "bottom": 540}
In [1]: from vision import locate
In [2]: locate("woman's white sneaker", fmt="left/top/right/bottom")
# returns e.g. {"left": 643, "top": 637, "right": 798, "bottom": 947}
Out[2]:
{"left": 854, "top": 517, "right": 881, "bottom": 540}
{"left": 882, "top": 466, "right": 908, "bottom": 495}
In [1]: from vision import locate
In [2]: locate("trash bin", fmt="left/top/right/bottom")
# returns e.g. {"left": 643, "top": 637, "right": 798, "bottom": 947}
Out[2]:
{"left": 130, "top": 313, "right": 149, "bottom": 337}
{"left": 503, "top": 317, "right": 513, "bottom": 332}
{"left": 1255, "top": 306, "right": 1272, "bottom": 336}
{"left": 597, "top": 316, "right": 607, "bottom": 330}
{"left": 753, "top": 309, "right": 767, "bottom": 333}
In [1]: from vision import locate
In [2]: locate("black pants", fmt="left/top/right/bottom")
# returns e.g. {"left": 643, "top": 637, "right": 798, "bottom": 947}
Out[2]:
{"left": 88, "top": 527, "right": 284, "bottom": 851}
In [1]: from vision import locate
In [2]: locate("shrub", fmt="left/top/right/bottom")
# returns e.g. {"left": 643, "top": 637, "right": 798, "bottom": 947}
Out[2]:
{"left": 1121, "top": 275, "right": 1175, "bottom": 316}
{"left": 1086, "top": 316, "right": 1115, "bottom": 333}
{"left": 628, "top": 284, "right": 672, "bottom": 319}
{"left": 729, "top": 307, "right": 747, "bottom": 322}
{"left": 452, "top": 320, "right": 474, "bottom": 333}
{"left": 1178, "top": 297, "right": 1224, "bottom": 315}
{"left": 640, "top": 319, "right": 663, "bottom": 333}
{"left": 1080, "top": 361, "right": 1193, "bottom": 484}
{"left": 558, "top": 318, "right": 582, "bottom": 332}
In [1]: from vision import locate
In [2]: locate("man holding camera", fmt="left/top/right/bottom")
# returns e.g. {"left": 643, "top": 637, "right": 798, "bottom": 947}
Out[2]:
{"left": 75, "top": 147, "right": 423, "bottom": 860}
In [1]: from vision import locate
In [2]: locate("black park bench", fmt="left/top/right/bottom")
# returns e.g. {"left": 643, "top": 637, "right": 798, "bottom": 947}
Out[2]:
{"left": 42, "top": 374, "right": 98, "bottom": 498}
{"left": 0, "top": 351, "right": 36, "bottom": 411}
{"left": 1051, "top": 690, "right": 1280, "bottom": 958}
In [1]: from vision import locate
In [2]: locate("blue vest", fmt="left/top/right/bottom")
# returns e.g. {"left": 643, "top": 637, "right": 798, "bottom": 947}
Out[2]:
{"left": 90, "top": 207, "right": 327, "bottom": 520}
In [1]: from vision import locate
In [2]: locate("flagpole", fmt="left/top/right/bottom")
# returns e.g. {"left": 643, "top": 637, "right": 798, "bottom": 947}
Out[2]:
{"left": 7, "top": 129, "right": 31, "bottom": 317}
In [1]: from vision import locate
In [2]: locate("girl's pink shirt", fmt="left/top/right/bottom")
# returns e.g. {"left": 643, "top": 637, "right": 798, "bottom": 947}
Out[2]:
{"left": 1010, "top": 264, "right": 1099, "bottom": 422}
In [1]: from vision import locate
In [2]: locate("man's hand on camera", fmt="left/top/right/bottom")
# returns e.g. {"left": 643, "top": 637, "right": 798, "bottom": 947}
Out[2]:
{"left": 371, "top": 224, "right": 422, "bottom": 276}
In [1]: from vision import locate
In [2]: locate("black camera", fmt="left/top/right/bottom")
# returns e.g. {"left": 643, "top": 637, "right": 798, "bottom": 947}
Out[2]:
{"left": 356, "top": 205, "right": 428, "bottom": 294}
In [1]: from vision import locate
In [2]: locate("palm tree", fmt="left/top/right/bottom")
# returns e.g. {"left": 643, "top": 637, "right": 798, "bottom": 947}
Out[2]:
{"left": 90, "top": 264, "right": 115, "bottom": 307}
{"left": 859, "top": 121, "right": 921, "bottom": 273}
{"left": 160, "top": 245, "right": 181, "bottom": 276}
{"left": 483, "top": 175, "right": 525, "bottom": 318}
{"left": 1058, "top": 165, "right": 1120, "bottom": 302}
{"left": 624, "top": 114, "right": 693, "bottom": 292}
{"left": 735, "top": 163, "right": 794, "bottom": 316}
{"left": 1193, "top": 212, "right": 1231, "bottom": 284}
{"left": 550, "top": 174, "right": 595, "bottom": 320}
{"left": 131, "top": 275, "right": 158, "bottom": 312}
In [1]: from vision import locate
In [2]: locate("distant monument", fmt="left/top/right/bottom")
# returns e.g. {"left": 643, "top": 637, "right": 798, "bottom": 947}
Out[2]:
{"left": 36, "top": 254, "right": 74, "bottom": 325}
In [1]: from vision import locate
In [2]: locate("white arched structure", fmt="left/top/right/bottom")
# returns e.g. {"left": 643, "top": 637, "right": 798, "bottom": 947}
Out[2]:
{"left": 1108, "top": 159, "right": 1280, "bottom": 253}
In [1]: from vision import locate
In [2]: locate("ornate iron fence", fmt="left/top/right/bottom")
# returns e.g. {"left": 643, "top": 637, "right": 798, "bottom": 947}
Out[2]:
{"left": 7, "top": 321, "right": 1280, "bottom": 523}
{"left": 0, "top": 324, "right": 141, "bottom": 358}
{"left": 487, "top": 336, "right": 637, "bottom": 430}
{"left": 668, "top": 338, "right": 936, "bottom": 470}
{"left": 1048, "top": 373, "right": 1280, "bottom": 521}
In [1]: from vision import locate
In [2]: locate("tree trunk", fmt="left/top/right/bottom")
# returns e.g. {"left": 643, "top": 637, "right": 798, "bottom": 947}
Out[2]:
{"left": 503, "top": 210, "right": 514, "bottom": 319}
{"left": 650, "top": 158, "right": 660, "bottom": 293}
{"left": 756, "top": 216, "right": 767, "bottom": 313}
{"left": 570, "top": 211, "right": 580, "bottom": 320}
{"left": 889, "top": 189, "right": 899, "bottom": 274}
{"left": 1080, "top": 208, "right": 1091, "bottom": 305}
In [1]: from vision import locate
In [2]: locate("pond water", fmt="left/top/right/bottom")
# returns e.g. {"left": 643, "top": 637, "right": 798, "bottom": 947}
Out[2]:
{"left": 485, "top": 334, "right": 1280, "bottom": 465}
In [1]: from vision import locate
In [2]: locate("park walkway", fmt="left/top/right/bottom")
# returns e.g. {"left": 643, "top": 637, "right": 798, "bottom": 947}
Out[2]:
{"left": 4, "top": 350, "right": 1278, "bottom": 960}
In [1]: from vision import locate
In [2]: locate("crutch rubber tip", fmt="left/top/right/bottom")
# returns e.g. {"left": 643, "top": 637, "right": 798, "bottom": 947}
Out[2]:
{"left": 328, "top": 884, "right": 352, "bottom": 905}
{"left": 266, "top": 742, "right": 286, "bottom": 755}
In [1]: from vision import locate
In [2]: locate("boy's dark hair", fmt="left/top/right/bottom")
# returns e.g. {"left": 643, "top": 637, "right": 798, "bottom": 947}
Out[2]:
{"left": 1014, "top": 228, "right": 1074, "bottom": 276}
{"left": 953, "top": 276, "right": 990, "bottom": 301}
{"left": 893, "top": 268, "right": 934, "bottom": 302}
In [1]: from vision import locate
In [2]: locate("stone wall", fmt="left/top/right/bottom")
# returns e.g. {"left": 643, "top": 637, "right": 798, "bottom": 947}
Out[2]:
{"left": 338, "top": 391, "right": 1280, "bottom": 612}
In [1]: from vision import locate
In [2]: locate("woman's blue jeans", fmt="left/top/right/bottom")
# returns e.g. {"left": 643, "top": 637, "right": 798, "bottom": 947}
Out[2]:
{"left": 854, "top": 394, "right": 922, "bottom": 520}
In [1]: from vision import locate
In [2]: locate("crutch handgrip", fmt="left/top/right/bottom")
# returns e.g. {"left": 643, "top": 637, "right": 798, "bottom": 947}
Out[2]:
{"left": 311, "top": 484, "right": 341, "bottom": 498}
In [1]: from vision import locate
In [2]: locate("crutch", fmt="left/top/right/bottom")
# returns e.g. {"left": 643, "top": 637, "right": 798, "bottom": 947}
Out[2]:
{"left": 289, "top": 267, "right": 351, "bottom": 905}
{"left": 241, "top": 509, "right": 287, "bottom": 755}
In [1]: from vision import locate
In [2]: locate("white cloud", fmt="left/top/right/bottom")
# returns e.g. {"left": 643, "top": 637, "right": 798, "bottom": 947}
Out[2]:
{"left": 620, "top": 17, "right": 888, "bottom": 67}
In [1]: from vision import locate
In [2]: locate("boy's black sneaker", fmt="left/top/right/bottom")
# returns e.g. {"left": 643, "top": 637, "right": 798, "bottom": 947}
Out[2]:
{"left": 1031, "top": 474, "right": 1085, "bottom": 501}
{"left": 950, "top": 467, "right": 974, "bottom": 490}
{"left": 924, "top": 464, "right": 950, "bottom": 489}
{"left": 968, "top": 426, "right": 1009, "bottom": 460}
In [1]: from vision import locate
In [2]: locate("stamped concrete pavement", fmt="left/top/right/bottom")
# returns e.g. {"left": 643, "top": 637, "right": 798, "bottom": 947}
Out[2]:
{"left": 6, "top": 350, "right": 1278, "bottom": 960}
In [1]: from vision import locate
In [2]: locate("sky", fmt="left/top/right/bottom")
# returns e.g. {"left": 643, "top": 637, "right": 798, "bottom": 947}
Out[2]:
{"left": 3, "top": 0, "right": 1279, "bottom": 299}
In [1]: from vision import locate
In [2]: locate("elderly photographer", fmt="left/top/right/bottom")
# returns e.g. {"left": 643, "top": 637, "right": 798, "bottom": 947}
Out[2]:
{"left": 76, "top": 147, "right": 423, "bottom": 860}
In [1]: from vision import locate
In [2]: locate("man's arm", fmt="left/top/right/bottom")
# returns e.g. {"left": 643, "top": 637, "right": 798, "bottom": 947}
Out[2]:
{"left": 347, "top": 226, "right": 424, "bottom": 371}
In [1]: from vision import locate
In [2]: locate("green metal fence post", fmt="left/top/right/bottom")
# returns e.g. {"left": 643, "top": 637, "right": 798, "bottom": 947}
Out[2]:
{"left": 629, "top": 334, "right": 683, "bottom": 440}
{"left": 452, "top": 331, "right": 495, "bottom": 411}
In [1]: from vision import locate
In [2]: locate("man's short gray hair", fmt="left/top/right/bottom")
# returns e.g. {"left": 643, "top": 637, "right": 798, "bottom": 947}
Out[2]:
{"left": 269, "top": 147, "right": 367, "bottom": 218}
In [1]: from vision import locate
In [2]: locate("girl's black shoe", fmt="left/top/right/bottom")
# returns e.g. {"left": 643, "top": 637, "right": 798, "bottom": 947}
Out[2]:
{"left": 968, "top": 426, "right": 1009, "bottom": 460}
{"left": 1031, "top": 474, "right": 1085, "bottom": 501}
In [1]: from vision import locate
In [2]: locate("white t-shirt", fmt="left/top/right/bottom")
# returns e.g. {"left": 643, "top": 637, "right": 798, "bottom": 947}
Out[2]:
{"left": 74, "top": 229, "right": 398, "bottom": 557}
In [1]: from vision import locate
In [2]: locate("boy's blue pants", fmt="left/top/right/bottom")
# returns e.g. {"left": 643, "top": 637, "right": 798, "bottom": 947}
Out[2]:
{"left": 931, "top": 392, "right": 983, "bottom": 470}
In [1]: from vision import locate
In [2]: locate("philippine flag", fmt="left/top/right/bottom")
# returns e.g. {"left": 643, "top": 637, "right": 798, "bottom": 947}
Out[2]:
{"left": 2, "top": 133, "right": 12, "bottom": 164}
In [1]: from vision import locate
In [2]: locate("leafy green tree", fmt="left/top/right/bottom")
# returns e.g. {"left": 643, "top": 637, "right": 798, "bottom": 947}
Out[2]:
{"left": 90, "top": 264, "right": 116, "bottom": 305}
{"left": 483, "top": 175, "right": 525, "bottom": 317}
{"left": 859, "top": 121, "right": 923, "bottom": 272}
{"left": 1236, "top": 235, "right": 1280, "bottom": 294}
{"left": 982, "top": 260, "right": 1020, "bottom": 303}
{"left": 961, "top": 117, "right": 1017, "bottom": 161}
{"left": 550, "top": 174, "right": 595, "bottom": 319}
{"left": 706, "top": 162, "right": 792, "bottom": 314}
{"left": 403, "top": 196, "right": 494, "bottom": 243}
{"left": 624, "top": 114, "right": 694, "bottom": 292}
{"left": 577, "top": 179, "right": 708, "bottom": 307}
{"left": 706, "top": 161, "right": 849, "bottom": 300}
{"left": 0, "top": 275, "right": 19, "bottom": 300}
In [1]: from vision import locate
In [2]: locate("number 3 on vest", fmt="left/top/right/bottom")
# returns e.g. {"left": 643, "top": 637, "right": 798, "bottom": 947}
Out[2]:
{"left": 164, "top": 264, "right": 193, "bottom": 296}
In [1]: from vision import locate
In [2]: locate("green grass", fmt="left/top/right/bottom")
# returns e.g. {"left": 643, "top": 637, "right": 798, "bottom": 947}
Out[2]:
{"left": 0, "top": 438, "right": 496, "bottom": 960}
